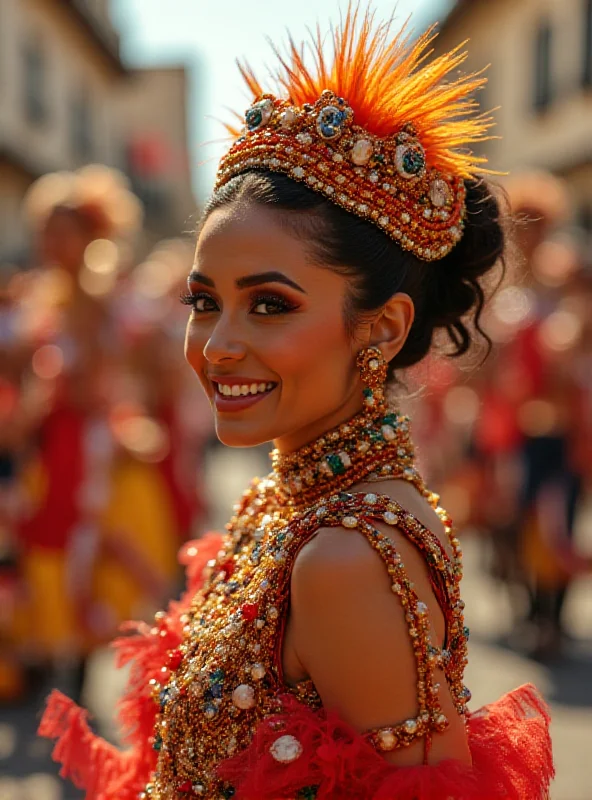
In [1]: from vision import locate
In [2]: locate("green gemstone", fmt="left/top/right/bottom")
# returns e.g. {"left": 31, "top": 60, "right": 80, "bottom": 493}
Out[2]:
{"left": 153, "top": 735, "right": 163, "bottom": 751}
{"left": 297, "top": 787, "right": 319, "bottom": 800}
{"left": 362, "top": 388, "right": 373, "bottom": 398}
{"left": 210, "top": 668, "right": 225, "bottom": 684}
{"left": 326, "top": 454, "right": 346, "bottom": 475}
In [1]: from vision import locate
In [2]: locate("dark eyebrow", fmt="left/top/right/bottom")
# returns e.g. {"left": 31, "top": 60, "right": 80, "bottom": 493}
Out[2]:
{"left": 235, "top": 271, "right": 307, "bottom": 294}
{"left": 188, "top": 270, "right": 307, "bottom": 294}
{"left": 188, "top": 271, "right": 215, "bottom": 287}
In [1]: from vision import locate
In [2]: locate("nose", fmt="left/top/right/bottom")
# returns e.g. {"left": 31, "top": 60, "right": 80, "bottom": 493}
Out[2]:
{"left": 202, "top": 316, "right": 247, "bottom": 365}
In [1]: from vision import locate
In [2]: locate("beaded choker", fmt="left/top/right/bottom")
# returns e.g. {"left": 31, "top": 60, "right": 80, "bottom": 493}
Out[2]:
{"left": 271, "top": 406, "right": 429, "bottom": 508}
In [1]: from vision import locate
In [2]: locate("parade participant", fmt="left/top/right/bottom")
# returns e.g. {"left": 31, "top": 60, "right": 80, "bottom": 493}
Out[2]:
{"left": 16, "top": 166, "right": 141, "bottom": 696}
{"left": 40, "top": 8, "right": 553, "bottom": 798}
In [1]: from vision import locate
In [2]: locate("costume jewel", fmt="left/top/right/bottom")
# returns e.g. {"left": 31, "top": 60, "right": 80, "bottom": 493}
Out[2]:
{"left": 216, "top": 7, "right": 498, "bottom": 262}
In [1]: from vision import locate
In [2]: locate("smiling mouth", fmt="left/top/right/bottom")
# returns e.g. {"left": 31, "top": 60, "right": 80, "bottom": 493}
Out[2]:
{"left": 214, "top": 381, "right": 277, "bottom": 398}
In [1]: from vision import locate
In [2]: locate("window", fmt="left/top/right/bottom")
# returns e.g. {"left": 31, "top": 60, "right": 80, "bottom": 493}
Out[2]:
{"left": 23, "top": 37, "right": 47, "bottom": 125}
{"left": 71, "top": 88, "right": 93, "bottom": 162}
{"left": 533, "top": 21, "right": 553, "bottom": 111}
{"left": 584, "top": 0, "right": 592, "bottom": 87}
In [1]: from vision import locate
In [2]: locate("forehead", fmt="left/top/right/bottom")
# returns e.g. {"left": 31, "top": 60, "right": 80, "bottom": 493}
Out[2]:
{"left": 195, "top": 203, "right": 312, "bottom": 270}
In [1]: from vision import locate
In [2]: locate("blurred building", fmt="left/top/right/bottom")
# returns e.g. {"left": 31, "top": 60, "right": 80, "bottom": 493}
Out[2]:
{"left": 0, "top": 0, "right": 197, "bottom": 262}
{"left": 118, "top": 67, "right": 197, "bottom": 245}
{"left": 435, "top": 0, "right": 592, "bottom": 236}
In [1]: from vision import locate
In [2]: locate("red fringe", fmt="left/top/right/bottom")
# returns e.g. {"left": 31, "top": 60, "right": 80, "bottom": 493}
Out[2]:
{"left": 218, "top": 684, "right": 554, "bottom": 800}
{"left": 38, "top": 533, "right": 224, "bottom": 799}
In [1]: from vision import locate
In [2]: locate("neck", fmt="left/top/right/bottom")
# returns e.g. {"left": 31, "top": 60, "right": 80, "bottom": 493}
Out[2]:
{"left": 272, "top": 394, "right": 365, "bottom": 456}
{"left": 270, "top": 401, "right": 427, "bottom": 508}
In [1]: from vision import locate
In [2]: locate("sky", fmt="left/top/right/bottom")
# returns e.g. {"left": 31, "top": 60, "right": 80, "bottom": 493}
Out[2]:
{"left": 111, "top": 0, "right": 452, "bottom": 200}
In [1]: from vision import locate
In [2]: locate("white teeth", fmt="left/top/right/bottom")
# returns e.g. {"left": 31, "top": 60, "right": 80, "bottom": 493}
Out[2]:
{"left": 216, "top": 381, "right": 275, "bottom": 397}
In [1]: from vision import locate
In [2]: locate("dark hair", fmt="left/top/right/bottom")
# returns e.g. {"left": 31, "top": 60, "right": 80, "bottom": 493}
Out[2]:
{"left": 200, "top": 170, "right": 505, "bottom": 377}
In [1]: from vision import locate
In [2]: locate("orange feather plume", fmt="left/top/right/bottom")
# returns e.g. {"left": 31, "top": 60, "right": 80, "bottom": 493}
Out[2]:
{"left": 230, "top": 4, "right": 496, "bottom": 179}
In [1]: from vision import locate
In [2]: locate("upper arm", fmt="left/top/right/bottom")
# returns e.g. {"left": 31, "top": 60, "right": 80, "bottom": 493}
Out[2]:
{"left": 290, "top": 523, "right": 466, "bottom": 765}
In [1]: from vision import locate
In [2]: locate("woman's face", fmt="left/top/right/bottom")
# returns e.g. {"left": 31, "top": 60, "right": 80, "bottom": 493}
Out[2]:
{"left": 184, "top": 202, "right": 369, "bottom": 452}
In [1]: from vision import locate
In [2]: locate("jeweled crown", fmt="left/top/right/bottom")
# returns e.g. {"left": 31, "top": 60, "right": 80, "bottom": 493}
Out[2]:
{"left": 215, "top": 9, "right": 496, "bottom": 262}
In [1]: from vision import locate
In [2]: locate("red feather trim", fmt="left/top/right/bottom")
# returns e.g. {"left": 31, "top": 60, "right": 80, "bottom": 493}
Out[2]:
{"left": 38, "top": 533, "right": 224, "bottom": 798}
{"left": 218, "top": 684, "right": 554, "bottom": 800}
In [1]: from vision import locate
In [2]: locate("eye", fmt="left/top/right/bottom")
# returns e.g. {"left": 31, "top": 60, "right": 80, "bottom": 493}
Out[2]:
{"left": 250, "top": 293, "right": 298, "bottom": 316}
{"left": 180, "top": 291, "right": 219, "bottom": 313}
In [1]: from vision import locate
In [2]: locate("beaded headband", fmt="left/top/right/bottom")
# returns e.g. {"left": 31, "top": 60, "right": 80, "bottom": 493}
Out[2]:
{"left": 215, "top": 8, "right": 496, "bottom": 262}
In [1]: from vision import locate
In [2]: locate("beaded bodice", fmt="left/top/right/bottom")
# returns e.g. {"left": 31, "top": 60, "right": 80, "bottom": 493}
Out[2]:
{"left": 143, "top": 409, "right": 470, "bottom": 800}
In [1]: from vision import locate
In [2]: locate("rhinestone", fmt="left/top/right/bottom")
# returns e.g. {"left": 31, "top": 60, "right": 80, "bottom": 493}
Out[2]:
{"left": 364, "top": 493, "right": 378, "bottom": 504}
{"left": 404, "top": 718, "right": 418, "bottom": 734}
{"left": 377, "top": 729, "right": 397, "bottom": 751}
{"left": 378, "top": 215, "right": 389, "bottom": 226}
{"left": 401, "top": 212, "right": 411, "bottom": 224}
{"left": 383, "top": 511, "right": 398, "bottom": 524}
{"left": 429, "top": 178, "right": 452, "bottom": 207}
{"left": 267, "top": 606, "right": 279, "bottom": 620}
{"left": 280, "top": 108, "right": 298, "bottom": 128}
{"left": 417, "top": 601, "right": 428, "bottom": 615}
{"left": 369, "top": 171, "right": 379, "bottom": 183}
{"left": 342, "top": 516, "right": 358, "bottom": 528}
{"left": 351, "top": 138, "right": 373, "bottom": 165}
{"left": 381, "top": 424, "right": 396, "bottom": 441}
{"left": 357, "top": 203, "right": 369, "bottom": 213}
{"left": 256, "top": 619, "right": 265, "bottom": 629}
{"left": 316, "top": 506, "right": 328, "bottom": 517}
{"left": 336, "top": 174, "right": 346, "bottom": 184}
{"left": 296, "top": 132, "right": 312, "bottom": 145}
{"left": 424, "top": 208, "right": 432, "bottom": 218}
{"left": 291, "top": 166, "right": 305, "bottom": 178}
{"left": 338, "top": 193, "right": 347, "bottom": 202}
{"left": 325, "top": 186, "right": 335, "bottom": 195}
{"left": 270, "top": 734, "right": 303, "bottom": 763}
{"left": 251, "top": 663, "right": 266, "bottom": 681}
{"left": 332, "top": 153, "right": 344, "bottom": 162}
{"left": 232, "top": 684, "right": 255, "bottom": 709}
{"left": 391, "top": 582, "right": 401, "bottom": 592}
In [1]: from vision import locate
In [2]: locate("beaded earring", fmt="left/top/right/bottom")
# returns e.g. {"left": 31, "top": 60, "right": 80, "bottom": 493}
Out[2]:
{"left": 356, "top": 345, "right": 388, "bottom": 414}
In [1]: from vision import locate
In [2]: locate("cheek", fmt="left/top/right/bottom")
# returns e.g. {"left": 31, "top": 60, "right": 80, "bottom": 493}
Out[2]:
{"left": 269, "top": 312, "right": 352, "bottom": 390}
{"left": 184, "top": 320, "right": 207, "bottom": 382}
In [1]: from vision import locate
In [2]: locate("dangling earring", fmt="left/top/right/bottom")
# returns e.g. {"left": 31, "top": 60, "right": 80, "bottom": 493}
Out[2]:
{"left": 356, "top": 345, "right": 388, "bottom": 413}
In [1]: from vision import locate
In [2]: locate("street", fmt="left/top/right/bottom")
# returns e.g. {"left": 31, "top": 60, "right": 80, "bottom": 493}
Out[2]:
{"left": 1, "top": 447, "right": 591, "bottom": 799}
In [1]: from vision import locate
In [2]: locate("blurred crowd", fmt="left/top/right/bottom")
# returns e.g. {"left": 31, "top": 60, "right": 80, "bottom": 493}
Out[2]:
{"left": 1, "top": 164, "right": 591, "bottom": 710}
{"left": 410, "top": 171, "right": 592, "bottom": 661}
{"left": 0, "top": 165, "right": 212, "bottom": 704}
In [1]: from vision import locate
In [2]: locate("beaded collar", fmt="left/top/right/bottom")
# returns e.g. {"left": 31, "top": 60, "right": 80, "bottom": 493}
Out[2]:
{"left": 271, "top": 405, "right": 429, "bottom": 509}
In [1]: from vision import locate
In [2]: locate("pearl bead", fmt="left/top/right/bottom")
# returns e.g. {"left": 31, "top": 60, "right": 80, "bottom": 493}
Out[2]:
{"left": 232, "top": 684, "right": 255, "bottom": 709}
{"left": 269, "top": 734, "right": 303, "bottom": 763}
{"left": 377, "top": 729, "right": 397, "bottom": 750}
{"left": 251, "top": 663, "right": 266, "bottom": 681}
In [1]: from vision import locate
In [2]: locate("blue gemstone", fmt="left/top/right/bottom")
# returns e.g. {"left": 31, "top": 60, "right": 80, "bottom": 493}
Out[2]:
{"left": 159, "top": 688, "right": 171, "bottom": 709}
{"left": 245, "top": 108, "right": 263, "bottom": 130}
{"left": 317, "top": 106, "right": 346, "bottom": 139}
{"left": 463, "top": 626, "right": 470, "bottom": 639}
{"left": 210, "top": 682, "right": 223, "bottom": 699}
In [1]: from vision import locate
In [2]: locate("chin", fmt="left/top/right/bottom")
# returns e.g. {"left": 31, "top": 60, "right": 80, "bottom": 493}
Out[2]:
{"left": 214, "top": 419, "right": 274, "bottom": 449}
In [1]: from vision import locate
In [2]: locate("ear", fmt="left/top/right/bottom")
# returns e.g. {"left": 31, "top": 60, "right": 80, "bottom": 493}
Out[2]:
{"left": 369, "top": 293, "right": 415, "bottom": 363}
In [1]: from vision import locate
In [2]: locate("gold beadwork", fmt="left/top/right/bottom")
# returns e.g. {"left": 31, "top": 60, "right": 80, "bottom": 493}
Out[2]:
{"left": 143, "top": 409, "right": 469, "bottom": 799}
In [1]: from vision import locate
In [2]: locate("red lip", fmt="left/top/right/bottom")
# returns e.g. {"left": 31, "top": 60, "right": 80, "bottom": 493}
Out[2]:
{"left": 210, "top": 376, "right": 278, "bottom": 413}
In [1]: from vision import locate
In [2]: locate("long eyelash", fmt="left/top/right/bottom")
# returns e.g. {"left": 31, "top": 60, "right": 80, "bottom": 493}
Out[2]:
{"left": 250, "top": 293, "right": 298, "bottom": 313}
{"left": 179, "top": 291, "right": 196, "bottom": 306}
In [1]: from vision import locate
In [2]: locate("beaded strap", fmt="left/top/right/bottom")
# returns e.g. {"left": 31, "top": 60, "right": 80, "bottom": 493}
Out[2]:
{"left": 298, "top": 491, "right": 470, "bottom": 759}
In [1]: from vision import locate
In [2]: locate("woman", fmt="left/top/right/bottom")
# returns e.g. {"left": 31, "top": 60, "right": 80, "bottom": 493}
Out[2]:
{"left": 40, "top": 9, "right": 554, "bottom": 799}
